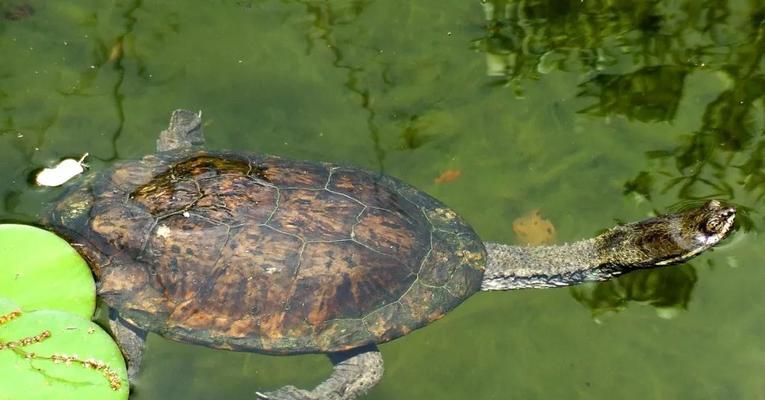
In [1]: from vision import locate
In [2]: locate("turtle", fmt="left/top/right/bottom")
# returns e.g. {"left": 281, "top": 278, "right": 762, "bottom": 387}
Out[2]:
{"left": 46, "top": 110, "right": 736, "bottom": 400}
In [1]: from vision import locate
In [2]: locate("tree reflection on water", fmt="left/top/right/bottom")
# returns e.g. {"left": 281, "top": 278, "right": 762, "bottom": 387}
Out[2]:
{"left": 476, "top": 0, "right": 763, "bottom": 317}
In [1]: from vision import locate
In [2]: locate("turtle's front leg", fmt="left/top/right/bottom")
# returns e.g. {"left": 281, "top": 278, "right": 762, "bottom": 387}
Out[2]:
{"left": 257, "top": 345, "right": 384, "bottom": 400}
{"left": 108, "top": 311, "right": 147, "bottom": 381}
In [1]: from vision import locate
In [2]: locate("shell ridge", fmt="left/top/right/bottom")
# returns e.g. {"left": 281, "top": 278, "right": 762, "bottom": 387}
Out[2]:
{"left": 195, "top": 224, "right": 238, "bottom": 302}
{"left": 262, "top": 187, "right": 281, "bottom": 225}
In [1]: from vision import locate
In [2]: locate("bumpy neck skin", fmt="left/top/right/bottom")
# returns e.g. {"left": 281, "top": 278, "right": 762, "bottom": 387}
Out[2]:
{"left": 480, "top": 200, "right": 736, "bottom": 291}
{"left": 481, "top": 239, "right": 623, "bottom": 291}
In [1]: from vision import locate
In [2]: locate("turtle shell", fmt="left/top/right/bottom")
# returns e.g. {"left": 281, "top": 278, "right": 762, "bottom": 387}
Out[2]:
{"left": 48, "top": 151, "right": 486, "bottom": 354}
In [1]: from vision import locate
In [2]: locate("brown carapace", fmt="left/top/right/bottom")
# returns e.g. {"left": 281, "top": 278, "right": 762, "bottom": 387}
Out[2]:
{"left": 49, "top": 151, "right": 486, "bottom": 354}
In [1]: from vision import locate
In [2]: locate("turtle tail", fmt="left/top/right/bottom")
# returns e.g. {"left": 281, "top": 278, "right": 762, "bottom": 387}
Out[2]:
{"left": 156, "top": 109, "right": 206, "bottom": 153}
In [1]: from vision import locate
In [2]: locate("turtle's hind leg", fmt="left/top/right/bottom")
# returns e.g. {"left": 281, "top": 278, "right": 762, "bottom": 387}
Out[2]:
{"left": 109, "top": 311, "right": 148, "bottom": 381}
{"left": 257, "top": 344, "right": 384, "bottom": 400}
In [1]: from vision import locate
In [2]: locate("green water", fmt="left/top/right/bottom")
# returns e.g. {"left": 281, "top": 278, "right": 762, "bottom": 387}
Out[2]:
{"left": 1, "top": 0, "right": 763, "bottom": 399}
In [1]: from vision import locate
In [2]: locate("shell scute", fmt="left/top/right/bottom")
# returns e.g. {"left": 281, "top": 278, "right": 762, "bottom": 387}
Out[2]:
{"left": 211, "top": 225, "right": 303, "bottom": 335}
{"left": 399, "top": 282, "right": 457, "bottom": 324}
{"left": 142, "top": 214, "right": 230, "bottom": 306}
{"left": 132, "top": 179, "right": 199, "bottom": 216}
{"left": 417, "top": 237, "right": 457, "bottom": 287}
{"left": 328, "top": 168, "right": 421, "bottom": 217}
{"left": 108, "top": 157, "right": 165, "bottom": 190}
{"left": 314, "top": 319, "right": 373, "bottom": 351}
{"left": 255, "top": 156, "right": 330, "bottom": 188}
{"left": 362, "top": 301, "right": 411, "bottom": 341}
{"left": 89, "top": 200, "right": 154, "bottom": 257}
{"left": 284, "top": 241, "right": 415, "bottom": 327}
{"left": 194, "top": 175, "right": 277, "bottom": 224}
{"left": 269, "top": 189, "right": 363, "bottom": 241}
{"left": 353, "top": 207, "right": 429, "bottom": 271}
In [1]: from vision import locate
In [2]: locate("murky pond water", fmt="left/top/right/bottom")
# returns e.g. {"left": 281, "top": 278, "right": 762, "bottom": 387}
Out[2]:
{"left": 1, "top": 1, "right": 763, "bottom": 399}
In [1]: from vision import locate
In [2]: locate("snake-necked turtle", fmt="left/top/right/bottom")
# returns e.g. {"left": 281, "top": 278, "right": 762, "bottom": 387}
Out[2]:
{"left": 46, "top": 110, "right": 736, "bottom": 399}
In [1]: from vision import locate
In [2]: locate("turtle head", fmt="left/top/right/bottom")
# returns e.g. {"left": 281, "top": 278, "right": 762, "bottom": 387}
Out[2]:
{"left": 623, "top": 200, "right": 736, "bottom": 266}
{"left": 687, "top": 199, "right": 737, "bottom": 244}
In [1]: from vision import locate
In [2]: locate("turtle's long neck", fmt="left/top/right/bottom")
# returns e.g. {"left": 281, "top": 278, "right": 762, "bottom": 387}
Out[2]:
{"left": 480, "top": 240, "right": 616, "bottom": 290}
{"left": 480, "top": 224, "right": 668, "bottom": 291}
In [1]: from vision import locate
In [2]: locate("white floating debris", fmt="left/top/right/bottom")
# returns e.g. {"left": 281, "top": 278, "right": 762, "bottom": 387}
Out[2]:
{"left": 35, "top": 153, "right": 89, "bottom": 187}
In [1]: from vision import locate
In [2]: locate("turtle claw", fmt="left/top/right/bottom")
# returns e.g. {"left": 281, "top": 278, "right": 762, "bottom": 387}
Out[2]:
{"left": 256, "top": 386, "right": 317, "bottom": 400}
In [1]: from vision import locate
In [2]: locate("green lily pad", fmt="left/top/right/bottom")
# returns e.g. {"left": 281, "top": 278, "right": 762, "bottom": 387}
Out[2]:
{"left": 0, "top": 298, "right": 129, "bottom": 400}
{"left": 0, "top": 224, "right": 95, "bottom": 318}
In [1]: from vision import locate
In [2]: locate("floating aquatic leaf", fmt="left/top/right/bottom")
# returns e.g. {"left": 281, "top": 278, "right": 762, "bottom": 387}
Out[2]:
{"left": 0, "top": 299, "right": 128, "bottom": 400}
{"left": 0, "top": 224, "right": 95, "bottom": 318}
{"left": 512, "top": 209, "right": 557, "bottom": 245}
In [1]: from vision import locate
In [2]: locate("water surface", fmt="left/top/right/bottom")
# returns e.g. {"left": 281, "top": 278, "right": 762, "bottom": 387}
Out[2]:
{"left": 0, "top": 1, "right": 762, "bottom": 399}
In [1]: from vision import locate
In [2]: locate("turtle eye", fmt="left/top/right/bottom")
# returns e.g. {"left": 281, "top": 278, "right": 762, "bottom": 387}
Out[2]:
{"left": 704, "top": 217, "right": 722, "bottom": 235}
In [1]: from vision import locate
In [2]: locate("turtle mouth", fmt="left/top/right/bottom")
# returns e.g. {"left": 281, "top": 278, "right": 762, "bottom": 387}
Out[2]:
{"left": 720, "top": 207, "right": 736, "bottom": 231}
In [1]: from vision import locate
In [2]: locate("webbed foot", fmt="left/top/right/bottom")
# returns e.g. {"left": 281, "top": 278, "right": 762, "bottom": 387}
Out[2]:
{"left": 255, "top": 345, "right": 382, "bottom": 400}
{"left": 108, "top": 312, "right": 147, "bottom": 382}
